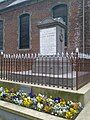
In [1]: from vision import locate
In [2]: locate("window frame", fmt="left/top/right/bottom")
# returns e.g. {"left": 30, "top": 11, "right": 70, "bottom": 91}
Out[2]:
{"left": 18, "top": 13, "right": 30, "bottom": 50}
{"left": 52, "top": 4, "right": 68, "bottom": 25}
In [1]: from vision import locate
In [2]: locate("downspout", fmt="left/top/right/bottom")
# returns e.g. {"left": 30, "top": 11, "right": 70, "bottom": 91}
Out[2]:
{"left": 83, "top": 0, "right": 85, "bottom": 56}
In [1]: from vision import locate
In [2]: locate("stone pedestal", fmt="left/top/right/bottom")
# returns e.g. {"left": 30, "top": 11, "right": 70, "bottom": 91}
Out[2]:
{"left": 38, "top": 18, "right": 66, "bottom": 55}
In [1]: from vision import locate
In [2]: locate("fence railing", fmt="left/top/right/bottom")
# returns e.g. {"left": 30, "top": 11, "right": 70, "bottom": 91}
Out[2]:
{"left": 0, "top": 52, "right": 90, "bottom": 90}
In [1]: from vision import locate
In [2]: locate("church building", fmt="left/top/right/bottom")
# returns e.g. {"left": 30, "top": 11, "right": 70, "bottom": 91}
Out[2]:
{"left": 0, "top": 0, "right": 90, "bottom": 54}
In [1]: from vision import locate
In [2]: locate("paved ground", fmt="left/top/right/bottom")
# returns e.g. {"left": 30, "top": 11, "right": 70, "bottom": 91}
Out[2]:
{"left": 75, "top": 101, "right": 90, "bottom": 120}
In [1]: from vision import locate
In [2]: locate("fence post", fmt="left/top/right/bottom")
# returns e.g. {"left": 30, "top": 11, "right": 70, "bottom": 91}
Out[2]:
{"left": 0, "top": 52, "right": 3, "bottom": 79}
{"left": 76, "top": 52, "right": 79, "bottom": 90}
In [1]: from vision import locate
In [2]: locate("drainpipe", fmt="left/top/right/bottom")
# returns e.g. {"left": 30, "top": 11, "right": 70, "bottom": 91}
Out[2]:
{"left": 83, "top": 0, "right": 85, "bottom": 56}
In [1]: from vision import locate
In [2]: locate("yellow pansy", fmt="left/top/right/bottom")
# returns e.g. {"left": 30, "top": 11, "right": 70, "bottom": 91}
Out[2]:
{"left": 65, "top": 111, "right": 73, "bottom": 119}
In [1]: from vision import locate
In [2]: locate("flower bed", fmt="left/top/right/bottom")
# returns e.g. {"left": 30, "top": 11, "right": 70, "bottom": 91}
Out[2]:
{"left": 0, "top": 87, "right": 83, "bottom": 120}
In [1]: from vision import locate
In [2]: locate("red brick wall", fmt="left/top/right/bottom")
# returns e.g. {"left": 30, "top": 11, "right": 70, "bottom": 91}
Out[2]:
{"left": 0, "top": 0, "right": 89, "bottom": 54}
{"left": 68, "top": 0, "right": 90, "bottom": 54}
{"left": 68, "top": 0, "right": 81, "bottom": 52}
{"left": 84, "top": 0, "right": 90, "bottom": 54}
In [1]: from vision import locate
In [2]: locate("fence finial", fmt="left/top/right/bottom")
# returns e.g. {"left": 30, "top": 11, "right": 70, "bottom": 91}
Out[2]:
{"left": 62, "top": 52, "right": 64, "bottom": 57}
{"left": 31, "top": 53, "right": 34, "bottom": 58}
{"left": 38, "top": 53, "right": 41, "bottom": 57}
{"left": 18, "top": 53, "right": 21, "bottom": 58}
{"left": 28, "top": 53, "right": 30, "bottom": 58}
{"left": 34, "top": 53, "right": 37, "bottom": 58}
{"left": 75, "top": 48, "right": 79, "bottom": 53}
{"left": 71, "top": 52, "right": 74, "bottom": 58}
{"left": 25, "top": 54, "right": 27, "bottom": 58}
{"left": 57, "top": 52, "right": 60, "bottom": 57}
{"left": 1, "top": 52, "right": 3, "bottom": 55}
{"left": 66, "top": 52, "right": 69, "bottom": 57}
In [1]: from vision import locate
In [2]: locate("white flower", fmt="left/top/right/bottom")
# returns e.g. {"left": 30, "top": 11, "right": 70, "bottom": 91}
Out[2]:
{"left": 50, "top": 101, "right": 53, "bottom": 105}
{"left": 38, "top": 93, "right": 44, "bottom": 98}
{"left": 78, "top": 102, "right": 82, "bottom": 108}
{"left": 58, "top": 110, "right": 63, "bottom": 115}
{"left": 0, "top": 87, "right": 4, "bottom": 92}
{"left": 16, "top": 98, "right": 19, "bottom": 101}
{"left": 16, "top": 92, "right": 19, "bottom": 95}
{"left": 31, "top": 97, "right": 37, "bottom": 103}
{"left": 55, "top": 114, "right": 57, "bottom": 116}
{"left": 62, "top": 109, "right": 67, "bottom": 113}
{"left": 51, "top": 112, "right": 54, "bottom": 115}
{"left": 37, "top": 103, "right": 43, "bottom": 109}
{"left": 19, "top": 100, "right": 23, "bottom": 105}
{"left": 27, "top": 96, "right": 31, "bottom": 99}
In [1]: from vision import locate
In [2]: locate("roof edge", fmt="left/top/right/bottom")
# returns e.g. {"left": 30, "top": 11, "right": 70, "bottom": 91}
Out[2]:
{"left": 0, "top": 0, "right": 44, "bottom": 13}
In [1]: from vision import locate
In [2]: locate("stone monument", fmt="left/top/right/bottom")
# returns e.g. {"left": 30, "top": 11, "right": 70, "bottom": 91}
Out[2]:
{"left": 38, "top": 17, "right": 66, "bottom": 55}
{"left": 32, "top": 18, "right": 67, "bottom": 75}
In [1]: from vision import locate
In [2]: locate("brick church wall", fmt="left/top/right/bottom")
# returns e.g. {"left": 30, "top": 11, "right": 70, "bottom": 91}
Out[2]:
{"left": 0, "top": 0, "right": 90, "bottom": 54}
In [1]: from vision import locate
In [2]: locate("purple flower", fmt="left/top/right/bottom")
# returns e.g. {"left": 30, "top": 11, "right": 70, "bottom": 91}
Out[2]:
{"left": 54, "top": 97, "right": 61, "bottom": 103}
{"left": 28, "top": 89, "right": 35, "bottom": 98}
{"left": 2, "top": 93, "right": 7, "bottom": 98}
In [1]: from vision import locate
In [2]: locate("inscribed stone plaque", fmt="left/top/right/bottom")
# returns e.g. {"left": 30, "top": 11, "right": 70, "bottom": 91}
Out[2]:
{"left": 40, "top": 27, "right": 56, "bottom": 55}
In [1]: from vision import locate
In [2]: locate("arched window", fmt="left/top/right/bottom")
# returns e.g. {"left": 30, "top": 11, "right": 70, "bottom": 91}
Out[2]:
{"left": 52, "top": 4, "right": 68, "bottom": 46}
{"left": 19, "top": 13, "right": 30, "bottom": 49}
{"left": 0, "top": 20, "right": 3, "bottom": 50}
{"left": 52, "top": 4, "right": 68, "bottom": 24}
